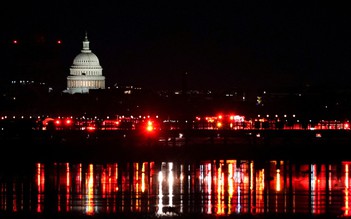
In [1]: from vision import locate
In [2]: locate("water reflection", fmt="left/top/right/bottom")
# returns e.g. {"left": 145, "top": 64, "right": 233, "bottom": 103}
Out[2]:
{"left": 1, "top": 160, "right": 351, "bottom": 217}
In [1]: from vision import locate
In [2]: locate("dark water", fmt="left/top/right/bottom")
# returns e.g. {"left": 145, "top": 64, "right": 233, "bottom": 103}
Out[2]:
{"left": 1, "top": 158, "right": 351, "bottom": 218}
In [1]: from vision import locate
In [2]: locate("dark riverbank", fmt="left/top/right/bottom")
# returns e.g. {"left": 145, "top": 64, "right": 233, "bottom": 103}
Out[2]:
{"left": 2, "top": 129, "right": 351, "bottom": 164}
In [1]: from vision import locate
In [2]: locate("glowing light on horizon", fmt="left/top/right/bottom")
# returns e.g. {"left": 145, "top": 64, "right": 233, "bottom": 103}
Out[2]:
{"left": 146, "top": 120, "right": 154, "bottom": 132}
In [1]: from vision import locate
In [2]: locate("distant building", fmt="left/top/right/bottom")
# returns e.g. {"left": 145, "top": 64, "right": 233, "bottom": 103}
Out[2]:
{"left": 64, "top": 33, "right": 105, "bottom": 94}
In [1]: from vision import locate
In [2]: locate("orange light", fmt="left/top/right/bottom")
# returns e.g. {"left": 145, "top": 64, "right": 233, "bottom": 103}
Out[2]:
{"left": 146, "top": 125, "right": 153, "bottom": 132}
{"left": 217, "top": 122, "right": 222, "bottom": 128}
{"left": 55, "top": 119, "right": 61, "bottom": 125}
{"left": 87, "top": 126, "right": 96, "bottom": 131}
{"left": 146, "top": 120, "right": 153, "bottom": 132}
{"left": 65, "top": 119, "right": 72, "bottom": 125}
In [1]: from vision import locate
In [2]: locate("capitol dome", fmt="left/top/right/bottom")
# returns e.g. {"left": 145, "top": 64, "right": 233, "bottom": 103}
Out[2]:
{"left": 72, "top": 53, "right": 100, "bottom": 66}
{"left": 64, "top": 33, "right": 105, "bottom": 94}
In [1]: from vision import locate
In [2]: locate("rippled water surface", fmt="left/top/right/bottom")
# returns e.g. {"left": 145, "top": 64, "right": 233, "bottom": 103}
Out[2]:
{"left": 1, "top": 159, "right": 351, "bottom": 218}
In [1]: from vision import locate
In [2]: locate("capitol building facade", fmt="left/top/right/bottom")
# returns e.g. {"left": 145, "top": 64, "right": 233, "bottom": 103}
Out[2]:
{"left": 64, "top": 33, "right": 105, "bottom": 94}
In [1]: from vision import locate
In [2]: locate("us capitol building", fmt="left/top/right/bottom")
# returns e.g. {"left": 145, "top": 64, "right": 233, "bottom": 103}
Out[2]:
{"left": 63, "top": 33, "right": 105, "bottom": 94}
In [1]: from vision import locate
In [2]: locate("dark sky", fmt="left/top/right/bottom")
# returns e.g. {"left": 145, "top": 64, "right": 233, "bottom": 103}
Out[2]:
{"left": 1, "top": 1, "right": 351, "bottom": 91}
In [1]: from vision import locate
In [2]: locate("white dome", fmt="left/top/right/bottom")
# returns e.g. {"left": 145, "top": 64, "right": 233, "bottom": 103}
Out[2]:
{"left": 73, "top": 52, "right": 100, "bottom": 66}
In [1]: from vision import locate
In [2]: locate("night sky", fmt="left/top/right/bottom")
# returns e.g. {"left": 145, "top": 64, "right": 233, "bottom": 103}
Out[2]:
{"left": 1, "top": 1, "right": 351, "bottom": 92}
